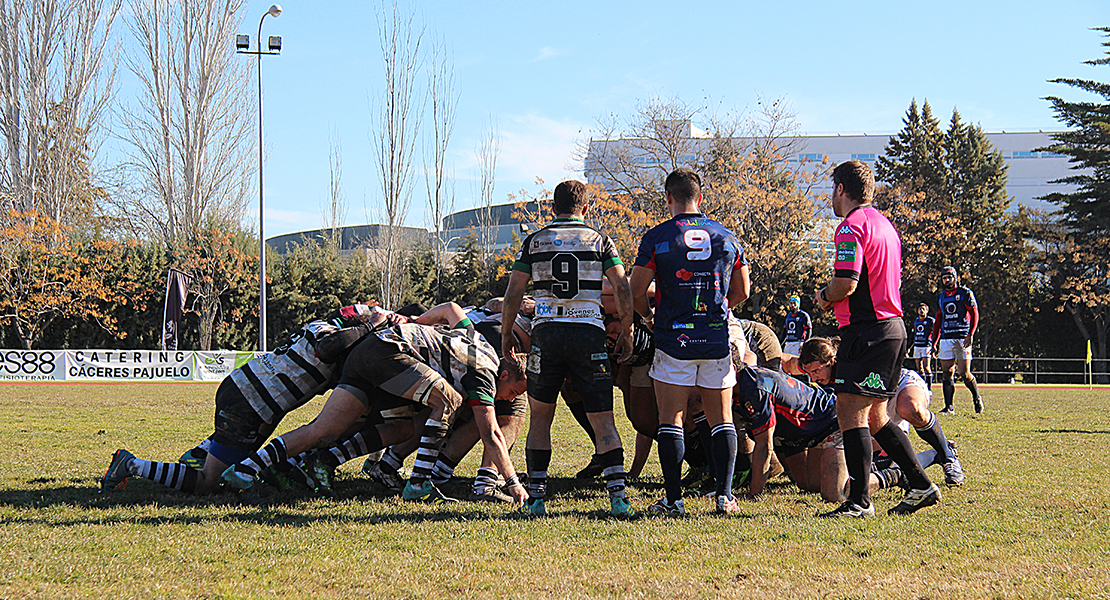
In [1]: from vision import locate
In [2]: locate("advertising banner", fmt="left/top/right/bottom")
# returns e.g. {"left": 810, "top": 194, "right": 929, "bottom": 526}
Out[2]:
{"left": 194, "top": 351, "right": 255, "bottom": 382}
{"left": 0, "top": 350, "right": 65, "bottom": 382}
{"left": 64, "top": 350, "right": 194, "bottom": 382}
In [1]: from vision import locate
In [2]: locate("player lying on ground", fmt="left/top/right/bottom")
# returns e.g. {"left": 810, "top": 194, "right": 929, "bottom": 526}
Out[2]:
{"left": 98, "top": 304, "right": 394, "bottom": 495}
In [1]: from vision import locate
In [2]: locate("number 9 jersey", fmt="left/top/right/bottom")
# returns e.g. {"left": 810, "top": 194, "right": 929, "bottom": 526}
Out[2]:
{"left": 635, "top": 213, "right": 747, "bottom": 360}
{"left": 512, "top": 217, "right": 623, "bottom": 331}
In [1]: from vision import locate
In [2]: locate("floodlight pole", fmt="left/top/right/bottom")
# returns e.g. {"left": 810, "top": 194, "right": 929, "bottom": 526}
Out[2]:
{"left": 237, "top": 5, "right": 282, "bottom": 352}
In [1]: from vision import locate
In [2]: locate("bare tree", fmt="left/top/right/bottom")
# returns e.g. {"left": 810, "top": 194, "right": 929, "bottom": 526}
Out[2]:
{"left": 117, "top": 0, "right": 255, "bottom": 349}
{"left": 371, "top": 1, "right": 423, "bottom": 309}
{"left": 423, "top": 33, "right": 456, "bottom": 302}
{"left": 324, "top": 129, "right": 345, "bottom": 251}
{"left": 475, "top": 114, "right": 500, "bottom": 292}
{"left": 116, "top": 0, "right": 254, "bottom": 245}
{"left": 0, "top": 0, "right": 121, "bottom": 228}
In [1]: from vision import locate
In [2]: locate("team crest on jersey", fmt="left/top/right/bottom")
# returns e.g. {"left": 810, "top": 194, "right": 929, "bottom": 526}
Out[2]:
{"left": 838, "top": 225, "right": 853, "bottom": 235}
{"left": 678, "top": 334, "right": 690, "bottom": 347}
{"left": 836, "top": 241, "right": 857, "bottom": 262}
{"left": 860, "top": 372, "right": 886, "bottom": 390}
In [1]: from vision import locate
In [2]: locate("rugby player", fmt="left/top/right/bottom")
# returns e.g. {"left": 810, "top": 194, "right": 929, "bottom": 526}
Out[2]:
{"left": 501, "top": 179, "right": 636, "bottom": 517}
{"left": 631, "top": 167, "right": 750, "bottom": 516}
{"left": 813, "top": 160, "right": 938, "bottom": 518}
{"left": 220, "top": 316, "right": 529, "bottom": 507}
{"left": 931, "top": 266, "right": 983, "bottom": 414}
{"left": 98, "top": 304, "right": 392, "bottom": 496}
{"left": 911, "top": 303, "right": 936, "bottom": 388}
{"left": 781, "top": 296, "right": 812, "bottom": 358}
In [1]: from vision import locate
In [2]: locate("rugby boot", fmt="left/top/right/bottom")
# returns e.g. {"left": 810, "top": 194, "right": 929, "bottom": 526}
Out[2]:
{"left": 402, "top": 480, "right": 459, "bottom": 504}
{"left": 177, "top": 447, "right": 208, "bottom": 471}
{"left": 610, "top": 495, "right": 635, "bottom": 517}
{"left": 363, "top": 458, "right": 405, "bottom": 493}
{"left": 715, "top": 495, "right": 740, "bottom": 515}
{"left": 518, "top": 497, "right": 546, "bottom": 516}
{"left": 575, "top": 454, "right": 606, "bottom": 479}
{"left": 467, "top": 486, "right": 514, "bottom": 504}
{"left": 889, "top": 483, "right": 942, "bottom": 515}
{"left": 99, "top": 449, "right": 135, "bottom": 493}
{"left": 818, "top": 500, "right": 875, "bottom": 519}
{"left": 972, "top": 395, "right": 984, "bottom": 414}
{"left": 646, "top": 497, "right": 685, "bottom": 516}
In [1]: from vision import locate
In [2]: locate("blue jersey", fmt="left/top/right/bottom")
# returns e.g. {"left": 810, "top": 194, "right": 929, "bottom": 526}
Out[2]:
{"left": 912, "top": 316, "right": 935, "bottom": 347}
{"left": 783, "top": 310, "right": 812, "bottom": 343}
{"left": 732, "top": 366, "right": 838, "bottom": 458}
{"left": 635, "top": 213, "right": 746, "bottom": 360}
{"left": 936, "top": 287, "right": 976, "bottom": 339}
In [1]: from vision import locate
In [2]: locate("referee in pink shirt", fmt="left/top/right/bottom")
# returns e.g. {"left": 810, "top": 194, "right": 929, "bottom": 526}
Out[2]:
{"left": 813, "top": 160, "right": 940, "bottom": 518}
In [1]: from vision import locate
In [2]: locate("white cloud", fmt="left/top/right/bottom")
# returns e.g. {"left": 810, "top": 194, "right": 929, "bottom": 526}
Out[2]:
{"left": 532, "top": 47, "right": 564, "bottom": 62}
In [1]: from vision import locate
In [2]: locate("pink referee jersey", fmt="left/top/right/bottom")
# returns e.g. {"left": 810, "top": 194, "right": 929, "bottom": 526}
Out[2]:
{"left": 831, "top": 206, "right": 903, "bottom": 327}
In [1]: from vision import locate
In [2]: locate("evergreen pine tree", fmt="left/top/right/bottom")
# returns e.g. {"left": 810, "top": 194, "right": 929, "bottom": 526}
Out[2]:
{"left": 876, "top": 99, "right": 946, "bottom": 201}
{"left": 1039, "top": 26, "right": 1110, "bottom": 235}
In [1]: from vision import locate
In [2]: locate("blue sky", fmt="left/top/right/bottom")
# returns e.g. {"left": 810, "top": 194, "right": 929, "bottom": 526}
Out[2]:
{"left": 211, "top": 1, "right": 1104, "bottom": 237}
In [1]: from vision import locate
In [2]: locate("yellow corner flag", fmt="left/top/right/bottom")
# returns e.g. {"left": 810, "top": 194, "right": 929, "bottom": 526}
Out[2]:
{"left": 1087, "top": 339, "right": 1093, "bottom": 365}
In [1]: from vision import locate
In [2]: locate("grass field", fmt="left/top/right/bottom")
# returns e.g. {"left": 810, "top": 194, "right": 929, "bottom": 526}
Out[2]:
{"left": 1, "top": 383, "right": 1108, "bottom": 599}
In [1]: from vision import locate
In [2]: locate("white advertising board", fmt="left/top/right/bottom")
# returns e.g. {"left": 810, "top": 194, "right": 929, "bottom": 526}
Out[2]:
{"left": 64, "top": 350, "right": 194, "bottom": 382}
{"left": 0, "top": 350, "right": 65, "bottom": 381}
{"left": 194, "top": 351, "right": 255, "bottom": 381}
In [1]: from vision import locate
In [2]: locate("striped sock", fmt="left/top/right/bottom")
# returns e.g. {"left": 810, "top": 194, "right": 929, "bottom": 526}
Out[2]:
{"left": 431, "top": 455, "right": 458, "bottom": 484}
{"left": 525, "top": 448, "right": 552, "bottom": 499}
{"left": 711, "top": 422, "right": 738, "bottom": 500}
{"left": 381, "top": 447, "right": 405, "bottom": 473}
{"left": 473, "top": 466, "right": 499, "bottom": 495}
{"left": 235, "top": 436, "right": 288, "bottom": 479}
{"left": 328, "top": 432, "right": 370, "bottom": 467}
{"left": 133, "top": 459, "right": 199, "bottom": 493}
{"left": 597, "top": 448, "right": 626, "bottom": 498}
{"left": 657, "top": 424, "right": 685, "bottom": 504}
{"left": 409, "top": 419, "right": 448, "bottom": 483}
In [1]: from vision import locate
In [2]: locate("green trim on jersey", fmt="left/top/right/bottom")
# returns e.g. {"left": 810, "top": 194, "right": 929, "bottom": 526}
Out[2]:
{"left": 468, "top": 390, "right": 495, "bottom": 405}
{"left": 603, "top": 256, "right": 623, "bottom": 270}
{"left": 512, "top": 260, "right": 531, "bottom": 274}
{"left": 453, "top": 317, "right": 473, "bottom": 330}
{"left": 552, "top": 217, "right": 585, "bottom": 223}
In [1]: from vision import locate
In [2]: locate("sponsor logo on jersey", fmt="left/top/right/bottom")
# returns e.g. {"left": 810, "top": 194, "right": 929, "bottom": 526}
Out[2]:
{"left": 860, "top": 372, "right": 886, "bottom": 390}
{"left": 677, "top": 269, "right": 693, "bottom": 281}
{"left": 535, "top": 303, "right": 555, "bottom": 317}
{"left": 673, "top": 323, "right": 694, "bottom": 330}
{"left": 708, "top": 321, "right": 724, "bottom": 329}
{"left": 591, "top": 353, "right": 609, "bottom": 361}
{"left": 553, "top": 239, "right": 563, "bottom": 246}
{"left": 678, "top": 334, "right": 690, "bottom": 347}
{"left": 836, "top": 241, "right": 857, "bottom": 262}
{"left": 838, "top": 225, "right": 853, "bottom": 235}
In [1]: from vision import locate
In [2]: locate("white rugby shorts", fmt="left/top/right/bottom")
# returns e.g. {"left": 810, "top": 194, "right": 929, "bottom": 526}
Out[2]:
{"left": 936, "top": 339, "right": 971, "bottom": 361}
{"left": 911, "top": 345, "right": 931, "bottom": 359}
{"left": 650, "top": 349, "right": 736, "bottom": 389}
{"left": 782, "top": 340, "right": 803, "bottom": 357}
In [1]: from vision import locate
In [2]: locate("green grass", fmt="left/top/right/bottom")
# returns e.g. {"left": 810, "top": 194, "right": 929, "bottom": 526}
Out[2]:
{"left": 1, "top": 384, "right": 1108, "bottom": 599}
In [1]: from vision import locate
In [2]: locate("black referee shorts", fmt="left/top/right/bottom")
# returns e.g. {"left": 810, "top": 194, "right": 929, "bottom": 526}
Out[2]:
{"left": 833, "top": 318, "right": 907, "bottom": 400}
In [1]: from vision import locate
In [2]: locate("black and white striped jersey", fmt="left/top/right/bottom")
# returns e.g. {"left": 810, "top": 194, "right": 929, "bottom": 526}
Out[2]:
{"left": 231, "top": 304, "right": 374, "bottom": 424}
{"left": 374, "top": 321, "right": 500, "bottom": 407}
{"left": 512, "top": 218, "right": 622, "bottom": 330}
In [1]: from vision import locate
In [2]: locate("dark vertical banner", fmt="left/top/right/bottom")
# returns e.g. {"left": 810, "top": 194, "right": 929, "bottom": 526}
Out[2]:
{"left": 161, "top": 269, "right": 190, "bottom": 351}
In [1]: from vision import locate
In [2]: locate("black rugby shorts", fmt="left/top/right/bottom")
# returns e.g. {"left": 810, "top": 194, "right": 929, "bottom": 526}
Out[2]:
{"left": 526, "top": 322, "right": 613, "bottom": 413}
{"left": 833, "top": 318, "right": 907, "bottom": 400}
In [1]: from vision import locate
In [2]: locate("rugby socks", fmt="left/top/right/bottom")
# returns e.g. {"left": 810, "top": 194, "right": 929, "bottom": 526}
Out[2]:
{"left": 131, "top": 459, "right": 198, "bottom": 493}
{"left": 842, "top": 427, "right": 873, "bottom": 507}
{"left": 234, "top": 436, "right": 288, "bottom": 480}
{"left": 915, "top": 413, "right": 957, "bottom": 464}
{"left": 964, "top": 375, "right": 981, "bottom": 402}
{"left": 381, "top": 447, "right": 406, "bottom": 474}
{"left": 692, "top": 413, "right": 716, "bottom": 484}
{"left": 431, "top": 455, "right": 458, "bottom": 484}
{"left": 474, "top": 466, "right": 499, "bottom": 495}
{"left": 711, "top": 422, "right": 738, "bottom": 500}
{"left": 566, "top": 400, "right": 597, "bottom": 444}
{"left": 409, "top": 419, "right": 448, "bottom": 483}
{"left": 873, "top": 422, "right": 931, "bottom": 491}
{"left": 597, "top": 448, "right": 627, "bottom": 498}
{"left": 326, "top": 431, "right": 377, "bottom": 467}
{"left": 735, "top": 448, "right": 752, "bottom": 487}
{"left": 942, "top": 375, "right": 956, "bottom": 410}
{"left": 657, "top": 424, "right": 685, "bottom": 504}
{"left": 525, "top": 448, "right": 552, "bottom": 499}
